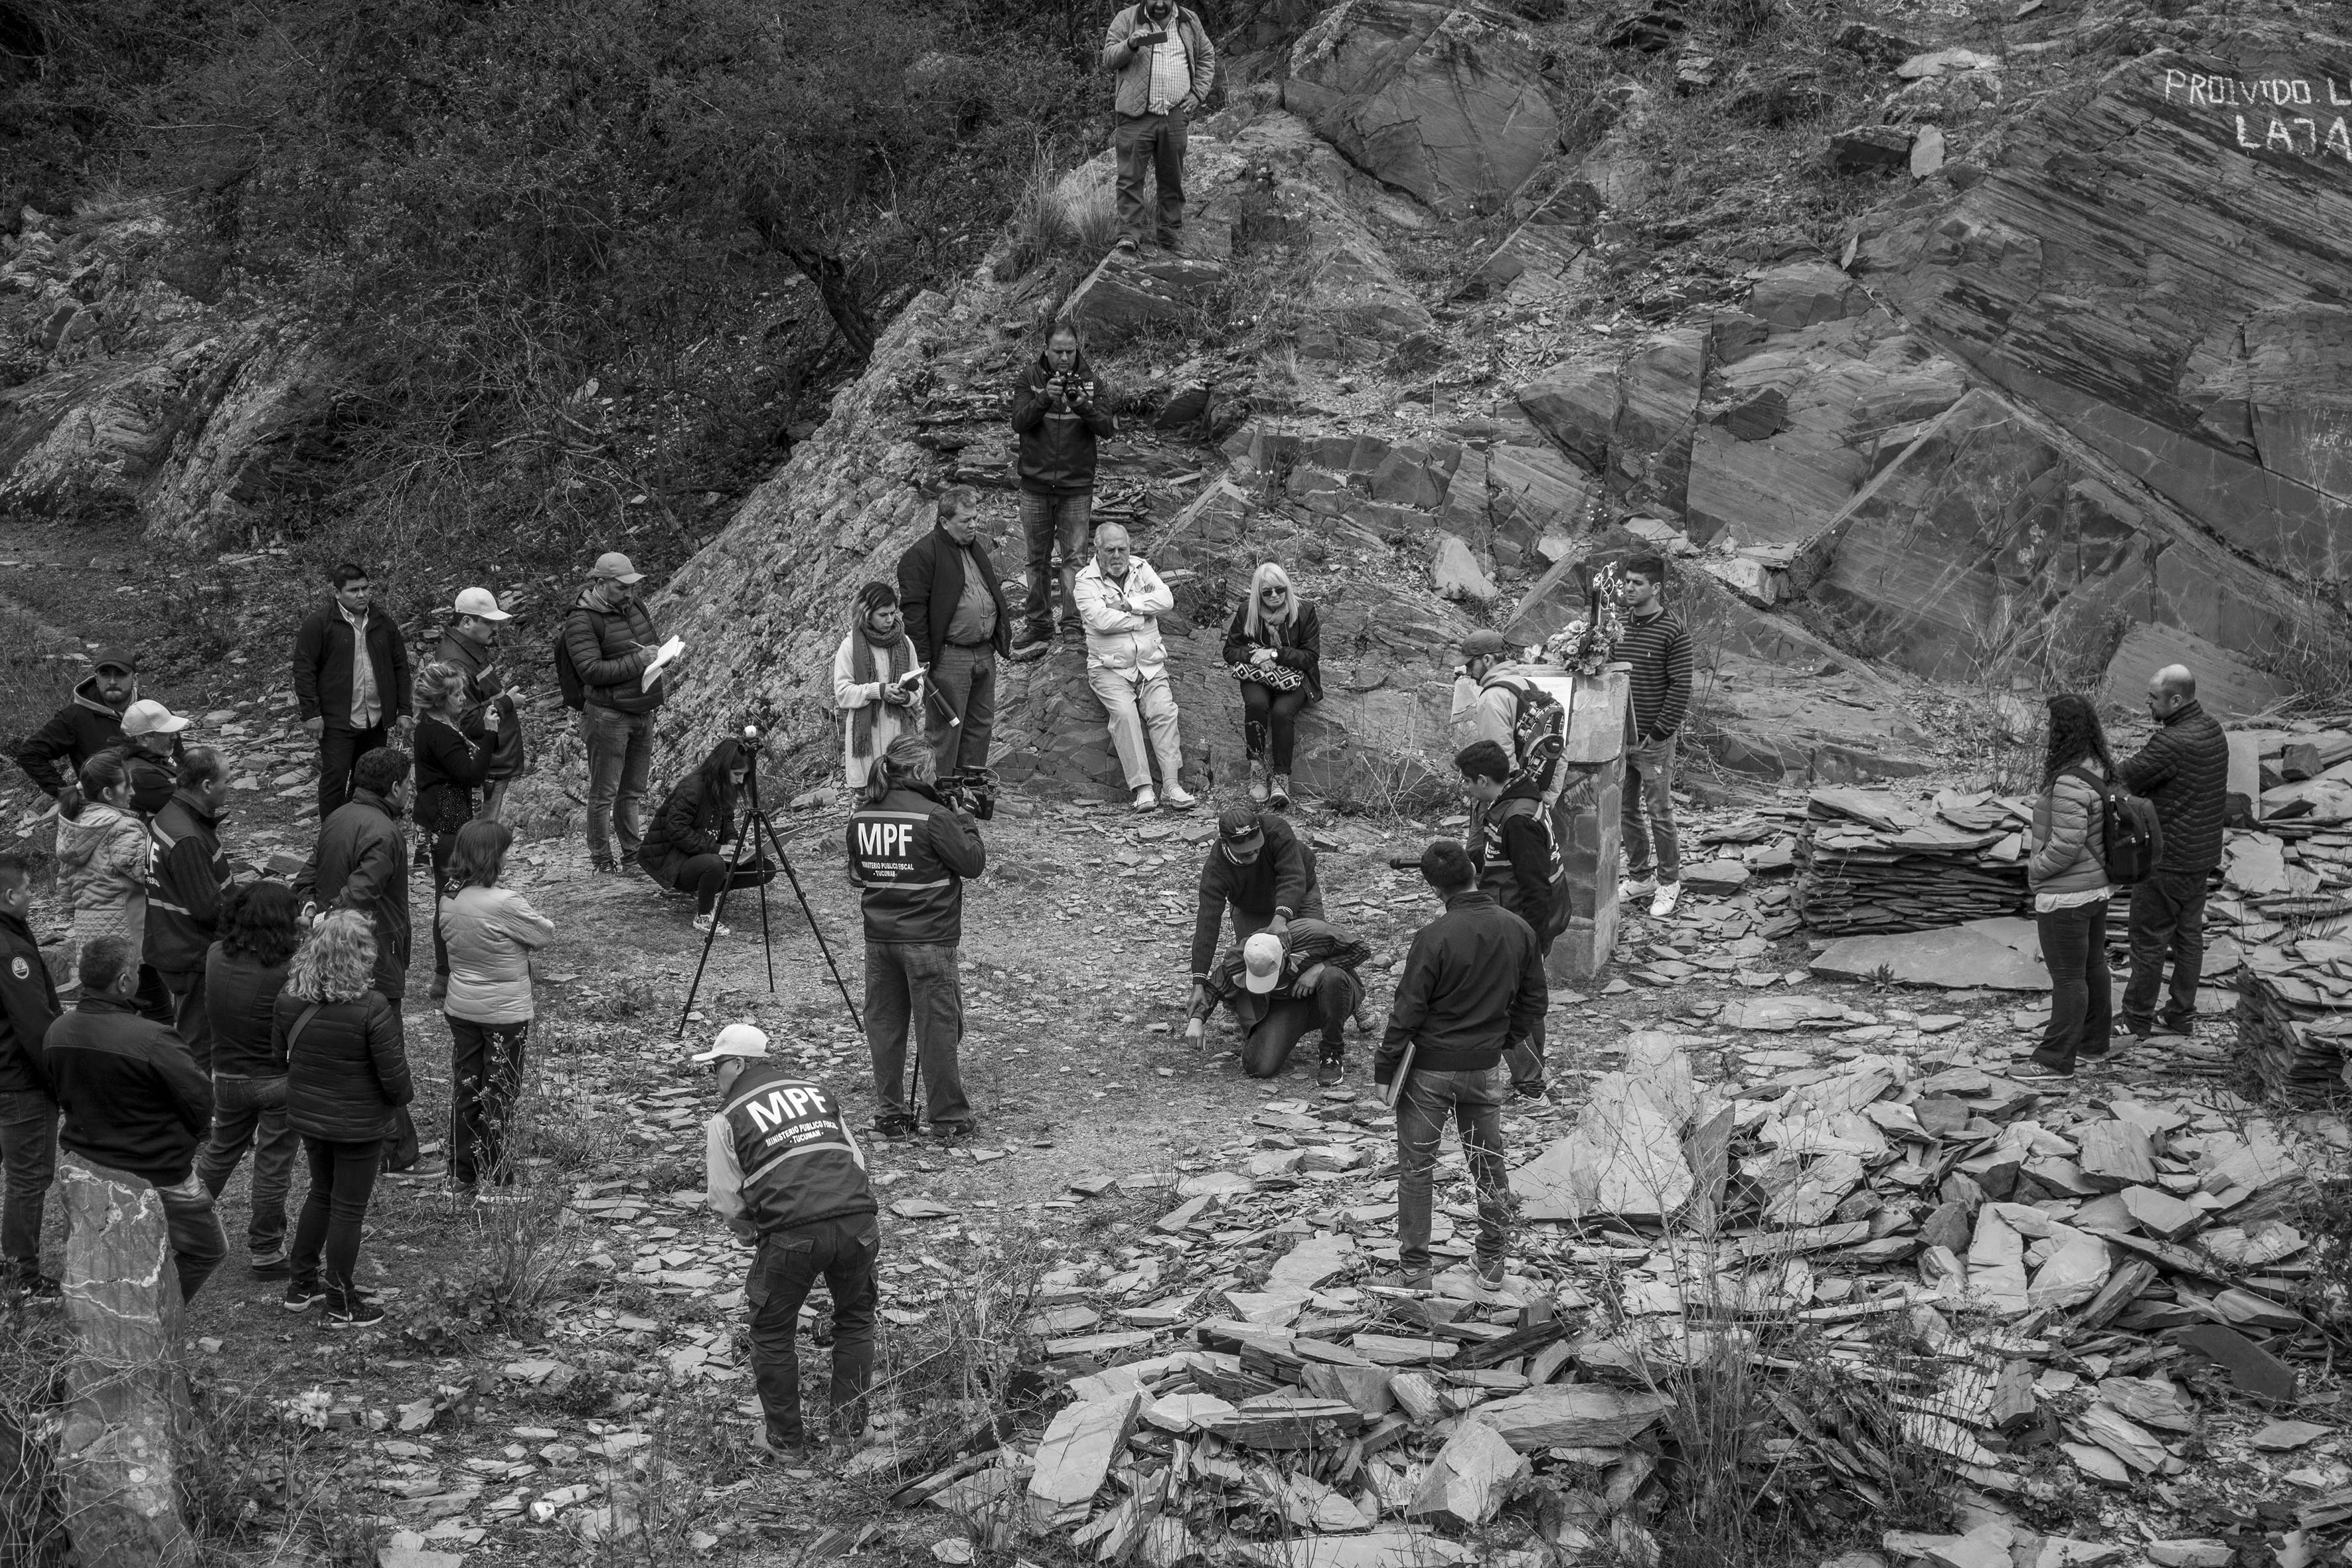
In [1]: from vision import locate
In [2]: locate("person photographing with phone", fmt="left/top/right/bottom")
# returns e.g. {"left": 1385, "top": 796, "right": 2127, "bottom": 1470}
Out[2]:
{"left": 1010, "top": 321, "right": 1114, "bottom": 657}
{"left": 1100, "top": 0, "right": 1216, "bottom": 256}
{"left": 833, "top": 582, "right": 923, "bottom": 791}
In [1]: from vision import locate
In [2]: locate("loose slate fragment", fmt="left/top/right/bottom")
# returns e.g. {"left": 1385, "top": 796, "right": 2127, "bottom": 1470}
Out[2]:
{"left": 2115, "top": 1186, "right": 2203, "bottom": 1241}
{"left": 2250, "top": 1419, "right": 2331, "bottom": 1450}
{"left": 2077, "top": 1404, "right": 2167, "bottom": 1473}
{"left": 1965, "top": 1207, "right": 2031, "bottom": 1315}
{"left": 2093, "top": 1376, "right": 2195, "bottom": 1433}
{"left": 1466, "top": 1385, "right": 1674, "bottom": 1452}
{"left": 1811, "top": 926, "right": 2050, "bottom": 990}
{"left": 2076, "top": 1259, "right": 2157, "bottom": 1330}
{"left": 2027, "top": 1229, "right": 2111, "bottom": 1312}
{"left": 2075, "top": 1122, "right": 2157, "bottom": 1191}
{"left": 1028, "top": 1390, "right": 1144, "bottom": 1508}
{"left": 1407, "top": 1419, "right": 1529, "bottom": 1526}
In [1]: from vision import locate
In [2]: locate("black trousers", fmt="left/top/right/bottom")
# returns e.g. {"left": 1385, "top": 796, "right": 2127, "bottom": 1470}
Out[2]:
{"left": 2035, "top": 899, "right": 2112, "bottom": 1071}
{"left": 745, "top": 1215, "right": 881, "bottom": 1449}
{"left": 1238, "top": 968, "right": 1363, "bottom": 1077}
{"left": 319, "top": 720, "right": 390, "bottom": 819}
{"left": 291, "top": 1136, "right": 383, "bottom": 1302}
{"left": 1241, "top": 684, "right": 1310, "bottom": 772}
{"left": 447, "top": 1016, "right": 528, "bottom": 1188}
{"left": 2122, "top": 869, "right": 2207, "bottom": 1032}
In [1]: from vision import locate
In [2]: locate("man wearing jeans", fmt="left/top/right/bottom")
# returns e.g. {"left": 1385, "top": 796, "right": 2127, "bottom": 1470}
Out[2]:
{"left": 564, "top": 552, "right": 674, "bottom": 873}
{"left": 846, "top": 734, "right": 985, "bottom": 1140}
{"left": 293, "top": 564, "right": 413, "bottom": 821}
{"left": 1613, "top": 555, "right": 1693, "bottom": 920}
{"left": 44, "top": 937, "right": 226, "bottom": 1302}
{"left": 700, "top": 1025, "right": 880, "bottom": 1462}
{"left": 2115, "top": 664, "right": 2230, "bottom": 1042}
{"left": 897, "top": 488, "right": 1011, "bottom": 783}
{"left": 1374, "top": 840, "right": 1545, "bottom": 1298}
{"left": 1009, "top": 320, "right": 1115, "bottom": 657}
{"left": 1074, "top": 524, "right": 1198, "bottom": 813}
{"left": 0, "top": 857, "right": 62, "bottom": 1298}
{"left": 1100, "top": 1, "right": 1216, "bottom": 254}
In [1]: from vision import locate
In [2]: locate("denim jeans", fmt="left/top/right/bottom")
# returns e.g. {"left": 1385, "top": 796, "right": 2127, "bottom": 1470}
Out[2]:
{"left": 0, "top": 1089, "right": 57, "bottom": 1273}
{"left": 1622, "top": 736, "right": 1680, "bottom": 882}
{"left": 1395, "top": 1063, "right": 1512, "bottom": 1279}
{"left": 926, "top": 644, "right": 996, "bottom": 778}
{"left": 1238, "top": 969, "right": 1363, "bottom": 1078}
{"left": 447, "top": 1016, "right": 528, "bottom": 1188}
{"left": 155, "top": 1172, "right": 228, "bottom": 1302}
{"left": 292, "top": 1135, "right": 384, "bottom": 1300}
{"left": 864, "top": 942, "right": 971, "bottom": 1127}
{"left": 319, "top": 720, "right": 390, "bottom": 819}
{"left": 1113, "top": 111, "right": 1188, "bottom": 243}
{"left": 2122, "top": 869, "right": 2207, "bottom": 1032}
{"left": 2034, "top": 900, "right": 2112, "bottom": 1071}
{"left": 745, "top": 1215, "right": 881, "bottom": 1449}
{"left": 1020, "top": 491, "right": 1093, "bottom": 633}
{"left": 162, "top": 968, "right": 212, "bottom": 1072}
{"left": 582, "top": 704, "right": 656, "bottom": 864}
{"left": 196, "top": 1073, "right": 300, "bottom": 1254}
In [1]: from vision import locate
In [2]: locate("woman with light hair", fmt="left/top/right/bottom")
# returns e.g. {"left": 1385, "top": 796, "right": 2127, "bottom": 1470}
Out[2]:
{"left": 54, "top": 748, "right": 152, "bottom": 994}
{"left": 278, "top": 909, "right": 413, "bottom": 1328}
{"left": 412, "top": 660, "right": 497, "bottom": 999}
{"left": 832, "top": 581, "right": 921, "bottom": 791}
{"left": 1221, "top": 562, "right": 1323, "bottom": 808}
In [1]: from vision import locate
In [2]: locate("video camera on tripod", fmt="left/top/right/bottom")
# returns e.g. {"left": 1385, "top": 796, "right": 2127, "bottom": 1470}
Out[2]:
{"left": 937, "top": 767, "right": 998, "bottom": 821}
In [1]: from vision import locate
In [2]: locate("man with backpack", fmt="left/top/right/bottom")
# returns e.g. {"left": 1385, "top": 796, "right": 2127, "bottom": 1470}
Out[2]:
{"left": 1457, "top": 738, "right": 1561, "bottom": 1079}
{"left": 560, "top": 552, "right": 678, "bottom": 874}
{"left": 2114, "top": 664, "right": 2229, "bottom": 1043}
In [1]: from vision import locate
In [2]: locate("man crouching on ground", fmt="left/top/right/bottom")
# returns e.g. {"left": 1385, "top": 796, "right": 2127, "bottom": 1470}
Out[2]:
{"left": 1374, "top": 840, "right": 1545, "bottom": 1299}
{"left": 700, "top": 1024, "right": 881, "bottom": 1462}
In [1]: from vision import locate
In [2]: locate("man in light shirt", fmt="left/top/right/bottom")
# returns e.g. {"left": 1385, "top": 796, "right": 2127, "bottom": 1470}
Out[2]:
{"left": 292, "top": 563, "right": 412, "bottom": 820}
{"left": 1099, "top": 0, "right": 1217, "bottom": 256}
{"left": 1073, "top": 524, "right": 1197, "bottom": 813}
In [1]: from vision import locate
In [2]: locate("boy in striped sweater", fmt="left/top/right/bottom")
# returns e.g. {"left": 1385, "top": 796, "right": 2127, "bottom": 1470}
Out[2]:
{"left": 1615, "top": 556, "right": 1693, "bottom": 919}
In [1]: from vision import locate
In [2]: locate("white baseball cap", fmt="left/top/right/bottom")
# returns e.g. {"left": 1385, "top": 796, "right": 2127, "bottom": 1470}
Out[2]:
{"left": 120, "top": 699, "right": 190, "bottom": 738}
{"left": 690, "top": 1023, "right": 770, "bottom": 1063}
{"left": 1243, "top": 932, "right": 1285, "bottom": 994}
{"left": 451, "top": 587, "right": 511, "bottom": 621}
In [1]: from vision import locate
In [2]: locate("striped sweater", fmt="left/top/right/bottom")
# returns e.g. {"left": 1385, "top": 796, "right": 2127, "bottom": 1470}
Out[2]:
{"left": 1619, "top": 608, "right": 1692, "bottom": 742}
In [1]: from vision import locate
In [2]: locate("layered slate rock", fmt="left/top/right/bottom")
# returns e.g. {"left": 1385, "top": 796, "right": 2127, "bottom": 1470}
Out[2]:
{"left": 1285, "top": 0, "right": 1560, "bottom": 218}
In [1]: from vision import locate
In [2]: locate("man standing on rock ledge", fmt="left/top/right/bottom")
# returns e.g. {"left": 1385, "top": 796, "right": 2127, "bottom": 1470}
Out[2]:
{"left": 1614, "top": 555, "right": 1692, "bottom": 921}
{"left": 1101, "top": 0, "right": 1216, "bottom": 256}
{"left": 898, "top": 487, "right": 1012, "bottom": 783}
{"left": 2114, "top": 663, "right": 2229, "bottom": 1044}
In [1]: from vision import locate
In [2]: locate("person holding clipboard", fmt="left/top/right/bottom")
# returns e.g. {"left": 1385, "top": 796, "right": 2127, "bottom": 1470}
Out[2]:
{"left": 1372, "top": 840, "right": 1547, "bottom": 1298}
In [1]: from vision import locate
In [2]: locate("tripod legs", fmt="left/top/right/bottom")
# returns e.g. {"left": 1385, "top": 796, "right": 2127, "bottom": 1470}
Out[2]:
{"left": 672, "top": 816, "right": 761, "bottom": 1039}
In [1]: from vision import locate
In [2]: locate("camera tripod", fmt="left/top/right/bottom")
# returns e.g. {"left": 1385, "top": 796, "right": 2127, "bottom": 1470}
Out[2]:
{"left": 673, "top": 727, "right": 864, "bottom": 1039}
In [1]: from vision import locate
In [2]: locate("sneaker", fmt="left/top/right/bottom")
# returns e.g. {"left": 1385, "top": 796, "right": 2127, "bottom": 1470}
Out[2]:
{"left": 2149, "top": 1018, "right": 2194, "bottom": 1038}
{"left": 589, "top": 857, "right": 621, "bottom": 876}
{"left": 283, "top": 1279, "right": 327, "bottom": 1312}
{"left": 872, "top": 1115, "right": 918, "bottom": 1141}
{"left": 927, "top": 1121, "right": 977, "bottom": 1142}
{"left": 752, "top": 1431, "right": 814, "bottom": 1465}
{"left": 1366, "top": 1270, "right": 1434, "bottom": 1293}
{"left": 1316, "top": 1050, "right": 1346, "bottom": 1087}
{"left": 324, "top": 1293, "right": 386, "bottom": 1330}
{"left": 693, "top": 912, "right": 732, "bottom": 936}
{"left": 1648, "top": 881, "right": 1682, "bottom": 918}
{"left": 1113, "top": 238, "right": 1140, "bottom": 256}
{"left": 2076, "top": 1035, "right": 2112, "bottom": 1061}
{"left": 5, "top": 1270, "right": 61, "bottom": 1300}
{"left": 249, "top": 1251, "right": 293, "bottom": 1279}
{"left": 1010, "top": 625, "right": 1053, "bottom": 662}
{"left": 1132, "top": 786, "right": 1157, "bottom": 813}
{"left": 1465, "top": 1260, "right": 1516, "bottom": 1304}
{"left": 1619, "top": 873, "right": 1658, "bottom": 900}
{"left": 1267, "top": 774, "right": 1292, "bottom": 809}
{"left": 384, "top": 1162, "right": 449, "bottom": 1185}
{"left": 2013, "top": 1054, "right": 2075, "bottom": 1080}
{"left": 1249, "top": 764, "right": 1269, "bottom": 803}
{"left": 1161, "top": 787, "right": 1199, "bottom": 811}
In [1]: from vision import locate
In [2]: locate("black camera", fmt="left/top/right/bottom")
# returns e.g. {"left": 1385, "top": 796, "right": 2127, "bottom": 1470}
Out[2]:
{"left": 938, "top": 767, "right": 998, "bottom": 821}
{"left": 1387, "top": 856, "right": 1420, "bottom": 870}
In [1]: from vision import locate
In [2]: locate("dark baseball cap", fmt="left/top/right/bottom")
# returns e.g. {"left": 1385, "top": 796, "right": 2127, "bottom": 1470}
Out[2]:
{"left": 90, "top": 647, "right": 137, "bottom": 674}
{"left": 1459, "top": 629, "right": 1509, "bottom": 659}
{"left": 1217, "top": 806, "right": 1263, "bottom": 846}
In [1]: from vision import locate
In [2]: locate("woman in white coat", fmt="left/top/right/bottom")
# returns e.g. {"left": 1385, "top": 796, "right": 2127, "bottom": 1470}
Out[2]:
{"left": 834, "top": 582, "right": 922, "bottom": 791}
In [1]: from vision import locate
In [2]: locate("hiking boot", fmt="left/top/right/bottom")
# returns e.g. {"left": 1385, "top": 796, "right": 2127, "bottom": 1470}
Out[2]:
{"left": 1648, "top": 881, "right": 1683, "bottom": 918}
{"left": 1161, "top": 786, "right": 1199, "bottom": 811}
{"left": 2148, "top": 1017, "right": 2194, "bottom": 1038}
{"left": 283, "top": 1278, "right": 327, "bottom": 1312}
{"left": 1316, "top": 1049, "right": 1346, "bottom": 1088}
{"left": 1113, "top": 238, "right": 1140, "bottom": 256}
{"left": 1351, "top": 1001, "right": 1378, "bottom": 1036}
{"left": 1010, "top": 624, "right": 1053, "bottom": 662}
{"left": 249, "top": 1250, "right": 293, "bottom": 1279}
{"left": 590, "top": 857, "right": 622, "bottom": 876}
{"left": 693, "top": 912, "right": 732, "bottom": 937}
{"left": 1619, "top": 872, "right": 1658, "bottom": 900}
{"left": 928, "top": 1120, "right": 977, "bottom": 1142}
{"left": 323, "top": 1291, "right": 386, "bottom": 1330}
{"left": 1249, "top": 762, "right": 1269, "bottom": 803}
{"left": 1131, "top": 786, "right": 1158, "bottom": 813}
{"left": 1267, "top": 774, "right": 1292, "bottom": 809}
{"left": 872, "top": 1115, "right": 918, "bottom": 1141}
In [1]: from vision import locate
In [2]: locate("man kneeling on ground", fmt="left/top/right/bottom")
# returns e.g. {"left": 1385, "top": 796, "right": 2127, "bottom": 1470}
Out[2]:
{"left": 1194, "top": 915, "right": 1372, "bottom": 1086}
{"left": 700, "top": 1024, "right": 880, "bottom": 1462}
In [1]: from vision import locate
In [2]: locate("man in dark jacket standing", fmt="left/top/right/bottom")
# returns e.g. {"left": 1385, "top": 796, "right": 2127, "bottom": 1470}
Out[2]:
{"left": 897, "top": 488, "right": 1012, "bottom": 781}
{"left": 1615, "top": 555, "right": 1693, "bottom": 921}
{"left": 1375, "top": 840, "right": 1546, "bottom": 1297}
{"left": 0, "top": 856, "right": 62, "bottom": 1297}
{"left": 146, "top": 748, "right": 233, "bottom": 1069}
{"left": 1100, "top": 1, "right": 1217, "bottom": 256}
{"left": 564, "top": 553, "right": 674, "bottom": 873}
{"left": 44, "top": 935, "right": 226, "bottom": 1302}
{"left": 1009, "top": 321, "right": 1115, "bottom": 657}
{"left": 293, "top": 563, "right": 413, "bottom": 819}
{"left": 700, "top": 1024, "right": 881, "bottom": 1460}
{"left": 13, "top": 646, "right": 139, "bottom": 812}
{"left": 1457, "top": 737, "right": 1561, "bottom": 1071}
{"left": 295, "top": 747, "right": 430, "bottom": 1177}
{"left": 438, "top": 587, "right": 523, "bottom": 824}
{"left": 1188, "top": 807, "right": 1324, "bottom": 1000}
{"left": 2116, "top": 664, "right": 2231, "bottom": 1042}
{"left": 846, "top": 734, "right": 986, "bottom": 1140}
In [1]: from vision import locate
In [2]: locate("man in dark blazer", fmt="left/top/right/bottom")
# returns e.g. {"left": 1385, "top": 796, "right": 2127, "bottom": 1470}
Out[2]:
{"left": 291, "top": 562, "right": 412, "bottom": 819}
{"left": 896, "top": 488, "right": 1012, "bottom": 779}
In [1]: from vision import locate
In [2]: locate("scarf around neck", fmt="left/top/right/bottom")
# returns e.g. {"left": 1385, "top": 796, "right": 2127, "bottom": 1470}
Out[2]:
{"left": 849, "top": 623, "right": 916, "bottom": 759}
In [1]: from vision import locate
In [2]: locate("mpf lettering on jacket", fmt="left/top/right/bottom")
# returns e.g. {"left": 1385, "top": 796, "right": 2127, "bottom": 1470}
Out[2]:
{"left": 745, "top": 1084, "right": 834, "bottom": 1133}
{"left": 855, "top": 821, "right": 915, "bottom": 860}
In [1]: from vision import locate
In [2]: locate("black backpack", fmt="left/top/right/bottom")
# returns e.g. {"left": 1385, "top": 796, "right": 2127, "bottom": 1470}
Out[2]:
{"left": 1490, "top": 676, "right": 1568, "bottom": 799}
{"left": 2069, "top": 766, "right": 2163, "bottom": 885}
{"left": 1489, "top": 795, "right": 1573, "bottom": 944}
{"left": 553, "top": 610, "right": 595, "bottom": 712}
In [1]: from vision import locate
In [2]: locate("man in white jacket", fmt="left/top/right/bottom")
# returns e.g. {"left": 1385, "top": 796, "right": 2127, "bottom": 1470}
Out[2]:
{"left": 1074, "top": 524, "right": 1198, "bottom": 813}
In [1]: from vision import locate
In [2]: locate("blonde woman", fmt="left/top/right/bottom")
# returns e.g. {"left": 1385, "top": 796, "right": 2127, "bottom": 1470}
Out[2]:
{"left": 279, "top": 910, "right": 412, "bottom": 1328}
{"left": 832, "top": 582, "right": 921, "bottom": 791}
{"left": 1221, "top": 564, "right": 1322, "bottom": 807}
{"left": 412, "top": 661, "right": 494, "bottom": 998}
{"left": 54, "top": 749, "right": 152, "bottom": 993}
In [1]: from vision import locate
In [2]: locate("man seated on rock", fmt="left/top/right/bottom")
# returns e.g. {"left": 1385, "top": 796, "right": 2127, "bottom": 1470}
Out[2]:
{"left": 1073, "top": 522, "right": 1197, "bottom": 813}
{"left": 43, "top": 935, "right": 226, "bottom": 1302}
{"left": 1190, "top": 805, "right": 1323, "bottom": 1015}
{"left": 1190, "top": 916, "right": 1373, "bottom": 1087}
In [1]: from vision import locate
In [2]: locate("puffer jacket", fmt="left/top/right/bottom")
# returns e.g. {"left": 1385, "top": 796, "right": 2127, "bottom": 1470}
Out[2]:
{"left": 279, "top": 987, "right": 413, "bottom": 1142}
{"left": 1074, "top": 558, "right": 1174, "bottom": 679}
{"left": 2116, "top": 700, "right": 2230, "bottom": 875}
{"left": 1221, "top": 599, "right": 1324, "bottom": 701}
{"left": 562, "top": 592, "right": 666, "bottom": 715}
{"left": 639, "top": 772, "right": 734, "bottom": 888}
{"left": 1009, "top": 351, "right": 1115, "bottom": 495}
{"left": 2029, "top": 767, "right": 2110, "bottom": 896}
{"left": 55, "top": 801, "right": 151, "bottom": 916}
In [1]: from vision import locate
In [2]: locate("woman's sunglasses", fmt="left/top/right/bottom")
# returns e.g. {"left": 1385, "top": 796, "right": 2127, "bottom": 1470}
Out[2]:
{"left": 1261, "top": 587, "right": 1289, "bottom": 599}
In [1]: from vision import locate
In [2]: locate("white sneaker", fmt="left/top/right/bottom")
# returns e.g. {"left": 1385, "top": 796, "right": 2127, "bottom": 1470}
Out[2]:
{"left": 693, "top": 913, "right": 732, "bottom": 936}
{"left": 1131, "top": 786, "right": 1157, "bottom": 813}
{"left": 1619, "top": 874, "right": 1658, "bottom": 900}
{"left": 1161, "top": 786, "right": 1199, "bottom": 811}
{"left": 1649, "top": 881, "right": 1682, "bottom": 918}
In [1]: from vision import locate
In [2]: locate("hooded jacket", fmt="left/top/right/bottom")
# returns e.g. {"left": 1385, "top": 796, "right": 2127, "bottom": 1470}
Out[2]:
{"left": 846, "top": 783, "right": 986, "bottom": 946}
{"left": 1221, "top": 599, "right": 1324, "bottom": 702}
{"left": 1099, "top": 4, "right": 1217, "bottom": 119}
{"left": 145, "top": 789, "right": 229, "bottom": 974}
{"left": 55, "top": 801, "right": 151, "bottom": 917}
{"left": 1010, "top": 350, "right": 1116, "bottom": 495}
{"left": 1074, "top": 557, "right": 1175, "bottom": 680}
{"left": 641, "top": 771, "right": 735, "bottom": 887}
{"left": 293, "top": 597, "right": 412, "bottom": 728}
{"left": 562, "top": 589, "right": 667, "bottom": 715}
{"left": 293, "top": 789, "right": 410, "bottom": 999}
{"left": 0, "top": 908, "right": 61, "bottom": 1097}
{"left": 13, "top": 674, "right": 130, "bottom": 799}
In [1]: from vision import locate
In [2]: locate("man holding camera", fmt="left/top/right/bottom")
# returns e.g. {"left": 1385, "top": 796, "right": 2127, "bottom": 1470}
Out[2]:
{"left": 1100, "top": 0, "right": 1217, "bottom": 256}
{"left": 437, "top": 588, "right": 524, "bottom": 824}
{"left": 1010, "top": 321, "right": 1114, "bottom": 657}
{"left": 1375, "top": 839, "right": 1547, "bottom": 1297}
{"left": 847, "top": 734, "right": 985, "bottom": 1141}
{"left": 898, "top": 488, "right": 1012, "bottom": 784}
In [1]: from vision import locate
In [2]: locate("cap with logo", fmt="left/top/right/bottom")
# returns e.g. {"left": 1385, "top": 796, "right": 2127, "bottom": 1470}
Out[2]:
{"left": 452, "top": 587, "right": 512, "bottom": 621}
{"left": 1459, "top": 629, "right": 1510, "bottom": 659}
{"left": 689, "top": 1023, "right": 770, "bottom": 1063}
{"left": 1217, "top": 806, "right": 1263, "bottom": 845}
{"left": 90, "top": 647, "right": 138, "bottom": 675}
{"left": 120, "top": 700, "right": 189, "bottom": 738}
{"left": 1242, "top": 931, "right": 1285, "bottom": 994}
{"left": 589, "top": 552, "right": 646, "bottom": 585}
